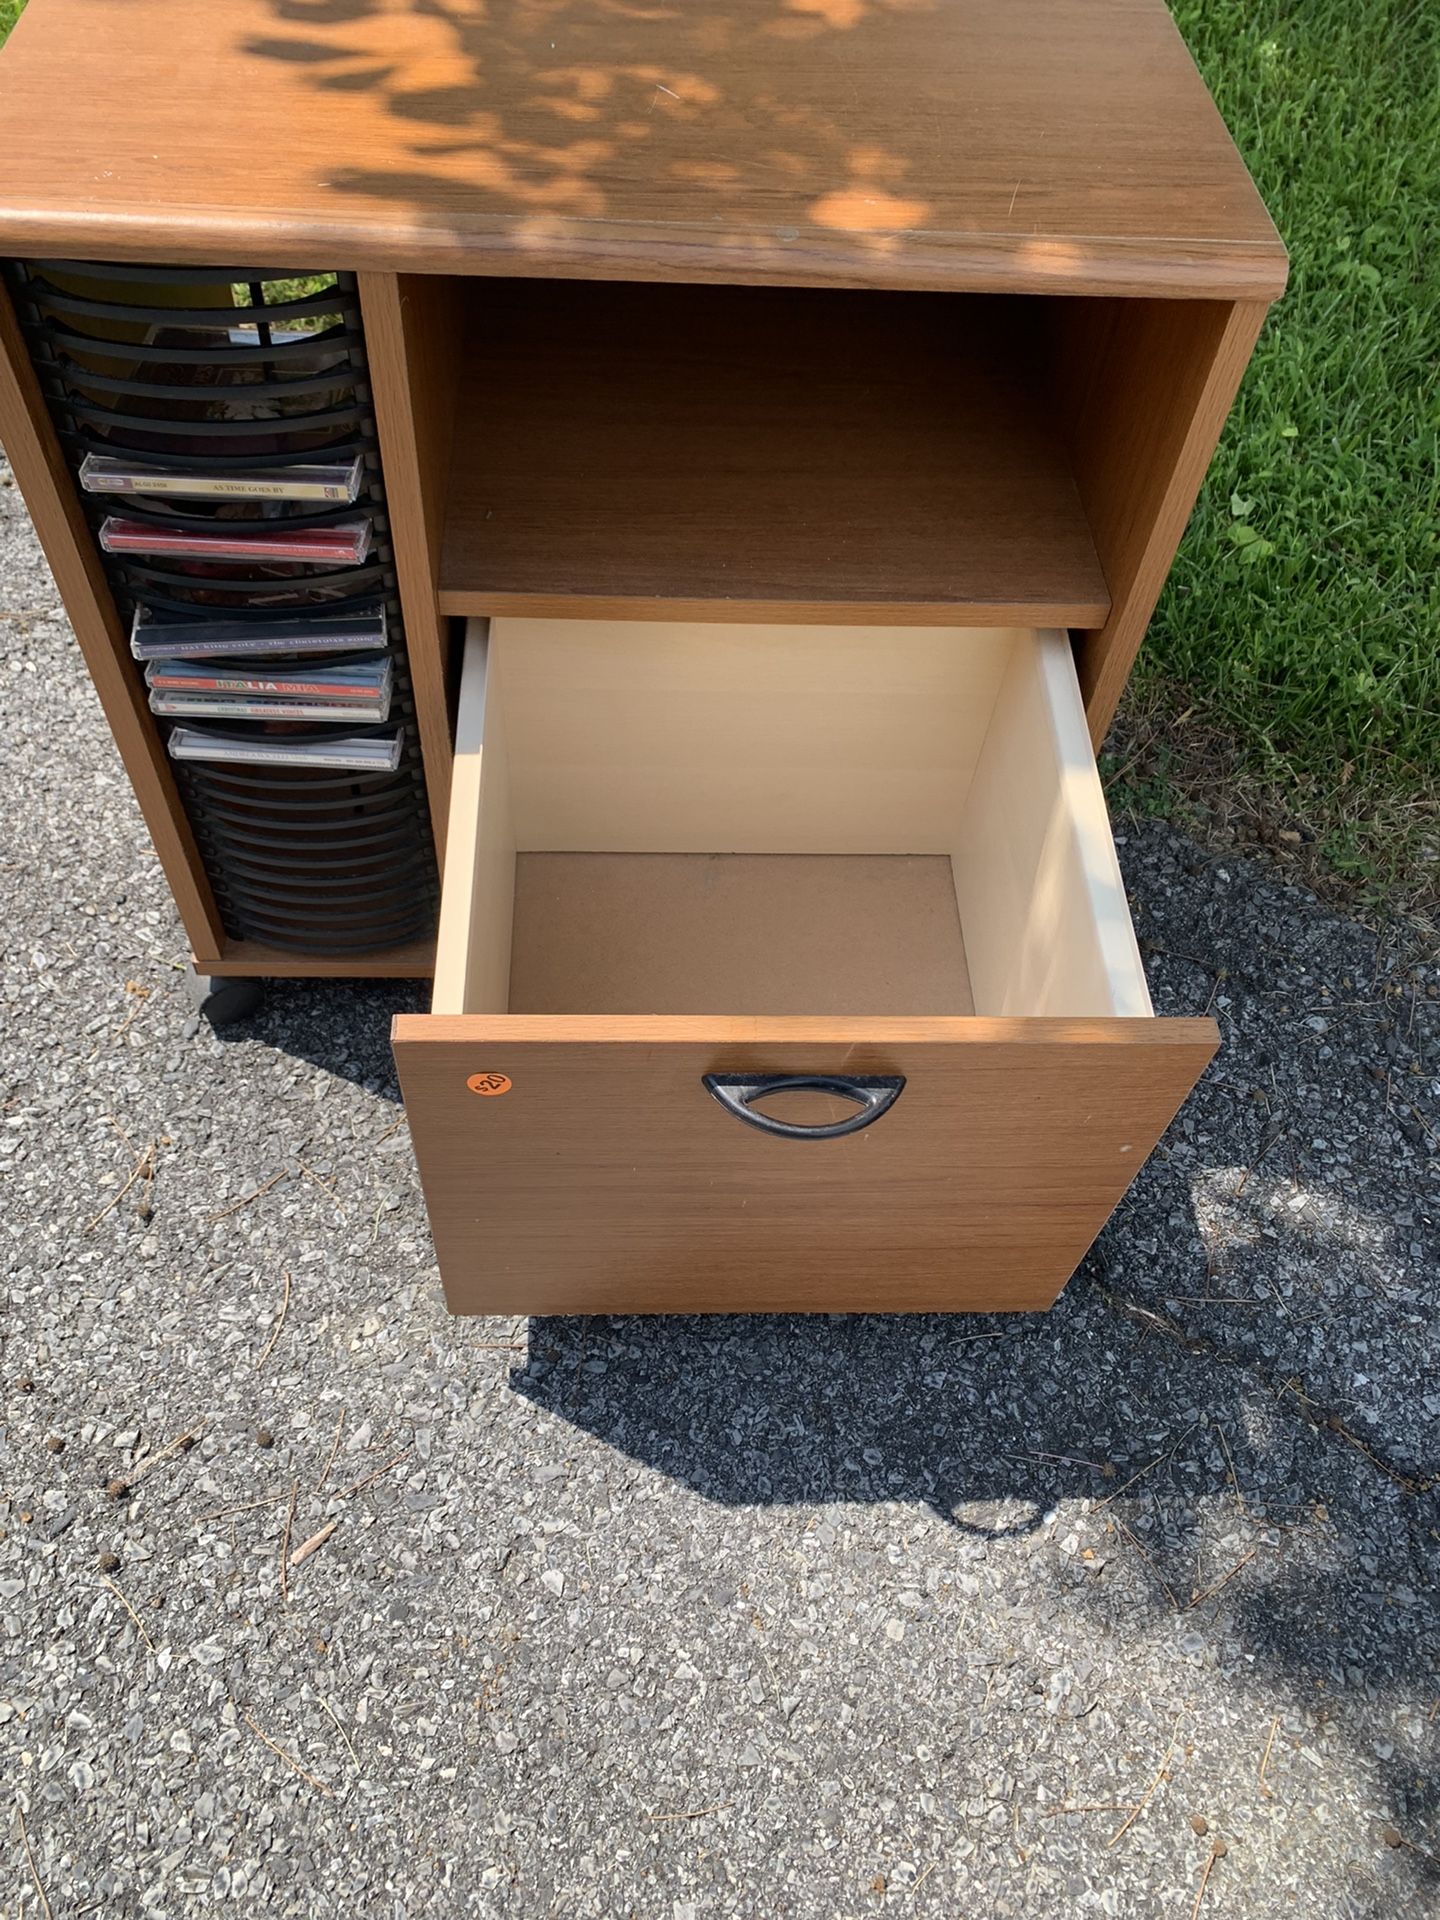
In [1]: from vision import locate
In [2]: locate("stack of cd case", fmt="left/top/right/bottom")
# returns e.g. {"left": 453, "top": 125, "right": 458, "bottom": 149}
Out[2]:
{"left": 5, "top": 258, "right": 438, "bottom": 954}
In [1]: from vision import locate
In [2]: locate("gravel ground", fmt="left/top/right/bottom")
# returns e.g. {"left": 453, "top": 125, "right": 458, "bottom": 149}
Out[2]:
{"left": 2, "top": 451, "right": 1439, "bottom": 1920}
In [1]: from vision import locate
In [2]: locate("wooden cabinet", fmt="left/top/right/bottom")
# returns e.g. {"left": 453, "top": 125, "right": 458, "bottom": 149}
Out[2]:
{"left": 0, "top": 0, "right": 1284, "bottom": 1311}
{"left": 393, "top": 621, "right": 1216, "bottom": 1313}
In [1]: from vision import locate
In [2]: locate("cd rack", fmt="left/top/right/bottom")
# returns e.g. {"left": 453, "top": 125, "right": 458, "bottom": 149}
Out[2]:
{"left": 3, "top": 259, "right": 438, "bottom": 958}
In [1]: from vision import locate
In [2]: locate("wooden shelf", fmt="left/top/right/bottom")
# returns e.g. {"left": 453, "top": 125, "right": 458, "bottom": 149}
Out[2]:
{"left": 437, "top": 282, "right": 1110, "bottom": 628}
{"left": 203, "top": 938, "right": 437, "bottom": 979}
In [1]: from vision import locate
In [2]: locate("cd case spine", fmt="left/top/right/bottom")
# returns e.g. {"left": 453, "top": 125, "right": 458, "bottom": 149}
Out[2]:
{"left": 130, "top": 606, "right": 388, "bottom": 659}
{"left": 100, "top": 516, "right": 373, "bottom": 566}
{"left": 80, "top": 452, "right": 365, "bottom": 504}
{"left": 151, "top": 692, "right": 393, "bottom": 724}
{"left": 144, "top": 659, "right": 392, "bottom": 701}
{"left": 167, "top": 727, "right": 405, "bottom": 773}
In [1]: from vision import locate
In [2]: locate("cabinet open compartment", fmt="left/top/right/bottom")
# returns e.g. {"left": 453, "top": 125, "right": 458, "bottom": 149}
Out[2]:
{"left": 434, "top": 279, "right": 1112, "bottom": 629}
{"left": 0, "top": 259, "right": 443, "bottom": 976}
{"left": 393, "top": 618, "right": 1216, "bottom": 1316}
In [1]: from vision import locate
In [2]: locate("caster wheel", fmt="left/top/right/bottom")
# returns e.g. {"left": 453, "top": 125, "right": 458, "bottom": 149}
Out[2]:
{"left": 185, "top": 972, "right": 263, "bottom": 1028}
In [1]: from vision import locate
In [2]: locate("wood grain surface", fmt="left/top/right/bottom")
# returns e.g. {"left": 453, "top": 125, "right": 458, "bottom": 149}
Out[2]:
{"left": 1054, "top": 298, "right": 1271, "bottom": 741}
{"left": 359, "top": 272, "right": 462, "bottom": 853}
{"left": 506, "top": 852, "right": 976, "bottom": 1016}
{"left": 477, "top": 618, "right": 1018, "bottom": 858}
{"left": 0, "top": 0, "right": 1284, "bottom": 298}
{"left": 431, "top": 618, "right": 515, "bottom": 1017}
{"left": 952, "top": 625, "right": 1151, "bottom": 1018}
{"left": 439, "top": 283, "right": 1109, "bottom": 626}
{"left": 392, "top": 1014, "right": 1218, "bottom": 1313}
{"left": 205, "top": 938, "right": 436, "bottom": 979}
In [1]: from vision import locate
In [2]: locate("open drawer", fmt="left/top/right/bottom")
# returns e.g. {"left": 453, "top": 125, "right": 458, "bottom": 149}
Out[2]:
{"left": 393, "top": 620, "right": 1216, "bottom": 1314}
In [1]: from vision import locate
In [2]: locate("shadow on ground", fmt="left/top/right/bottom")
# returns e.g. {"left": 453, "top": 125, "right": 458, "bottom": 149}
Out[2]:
{"left": 510, "top": 1270, "right": 1439, "bottom": 1887}
{"left": 212, "top": 975, "right": 427, "bottom": 1104}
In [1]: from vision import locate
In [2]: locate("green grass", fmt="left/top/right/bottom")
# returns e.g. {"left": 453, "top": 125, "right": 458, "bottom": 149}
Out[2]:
{"left": 0, "top": 1, "right": 20, "bottom": 42}
{"left": 1144, "top": 0, "right": 1439, "bottom": 877}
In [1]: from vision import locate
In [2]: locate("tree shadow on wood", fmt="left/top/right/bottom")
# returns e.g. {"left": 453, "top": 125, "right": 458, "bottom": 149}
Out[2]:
{"left": 238, "top": 0, "right": 944, "bottom": 264}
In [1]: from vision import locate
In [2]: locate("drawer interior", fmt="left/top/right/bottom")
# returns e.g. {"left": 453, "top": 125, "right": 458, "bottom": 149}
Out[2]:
{"left": 433, "top": 620, "right": 1150, "bottom": 1022}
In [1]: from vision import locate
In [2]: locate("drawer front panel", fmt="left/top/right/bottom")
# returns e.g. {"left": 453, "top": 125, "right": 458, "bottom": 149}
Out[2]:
{"left": 393, "top": 1015, "right": 1216, "bottom": 1315}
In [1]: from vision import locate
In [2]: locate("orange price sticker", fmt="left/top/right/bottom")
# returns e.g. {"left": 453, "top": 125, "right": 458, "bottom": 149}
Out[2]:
{"left": 466, "top": 1072, "right": 512, "bottom": 1097}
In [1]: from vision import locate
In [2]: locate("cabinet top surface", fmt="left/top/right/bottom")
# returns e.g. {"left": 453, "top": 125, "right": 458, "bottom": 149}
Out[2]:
{"left": 0, "top": 0, "right": 1285, "bottom": 297}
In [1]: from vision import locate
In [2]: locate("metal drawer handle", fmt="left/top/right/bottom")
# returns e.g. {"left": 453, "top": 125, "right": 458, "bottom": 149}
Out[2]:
{"left": 702, "top": 1073, "right": 905, "bottom": 1140}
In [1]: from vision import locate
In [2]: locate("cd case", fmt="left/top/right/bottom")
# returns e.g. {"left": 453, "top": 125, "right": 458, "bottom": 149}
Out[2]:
{"left": 100, "top": 516, "right": 372, "bottom": 566}
{"left": 151, "top": 692, "right": 392, "bottom": 724}
{"left": 167, "top": 726, "right": 405, "bottom": 773}
{"left": 80, "top": 453, "right": 364, "bottom": 505}
{"left": 130, "top": 606, "right": 388, "bottom": 660}
{"left": 145, "top": 657, "right": 392, "bottom": 702}
{"left": 148, "top": 656, "right": 392, "bottom": 723}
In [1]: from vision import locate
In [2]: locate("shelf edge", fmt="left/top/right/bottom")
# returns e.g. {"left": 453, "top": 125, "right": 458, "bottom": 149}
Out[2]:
{"left": 435, "top": 592, "right": 1112, "bottom": 629}
{"left": 196, "top": 937, "right": 437, "bottom": 979}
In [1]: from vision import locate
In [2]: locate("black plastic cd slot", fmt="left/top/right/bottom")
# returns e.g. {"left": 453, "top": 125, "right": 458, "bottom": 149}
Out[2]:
{"left": 5, "top": 259, "right": 437, "bottom": 958}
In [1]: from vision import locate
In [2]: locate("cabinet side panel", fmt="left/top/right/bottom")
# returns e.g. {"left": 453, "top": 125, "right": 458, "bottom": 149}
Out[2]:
{"left": 359, "top": 271, "right": 462, "bottom": 855}
{"left": 1053, "top": 297, "right": 1269, "bottom": 742}
{"left": 0, "top": 274, "right": 225, "bottom": 959}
